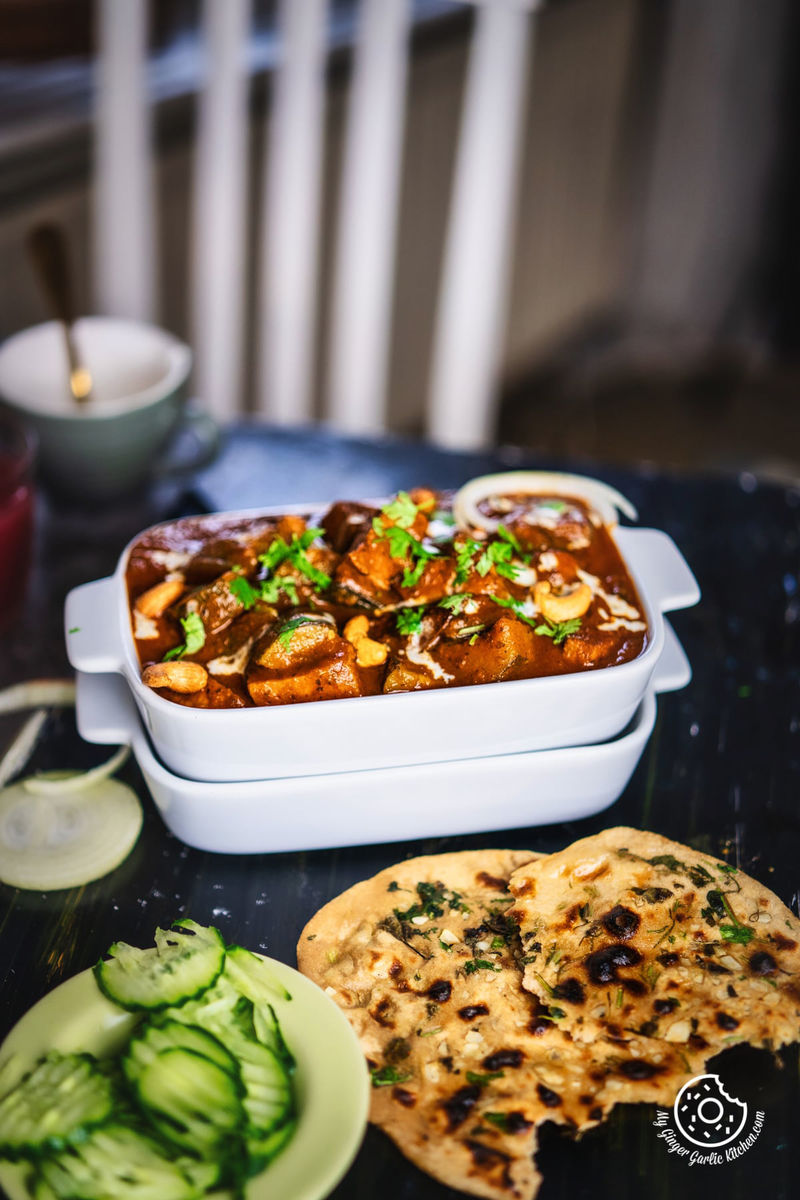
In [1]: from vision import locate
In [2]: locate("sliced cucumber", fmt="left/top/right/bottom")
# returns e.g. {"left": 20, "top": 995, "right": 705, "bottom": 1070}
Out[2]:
{"left": 252, "top": 1003, "right": 295, "bottom": 1069}
{"left": 0, "top": 777, "right": 142, "bottom": 891}
{"left": 95, "top": 921, "right": 226, "bottom": 1012}
{"left": 233, "top": 1038, "right": 293, "bottom": 1138}
{"left": 246, "top": 1117, "right": 297, "bottom": 1176}
{"left": 136, "top": 1047, "right": 245, "bottom": 1156}
{"left": 34, "top": 1124, "right": 206, "bottom": 1200}
{"left": 0, "top": 1052, "right": 114, "bottom": 1161}
{"left": 124, "top": 1020, "right": 239, "bottom": 1089}
{"left": 224, "top": 946, "right": 291, "bottom": 1004}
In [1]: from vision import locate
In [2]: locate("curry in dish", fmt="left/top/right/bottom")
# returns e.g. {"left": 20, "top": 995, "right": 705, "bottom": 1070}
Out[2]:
{"left": 126, "top": 486, "right": 648, "bottom": 709}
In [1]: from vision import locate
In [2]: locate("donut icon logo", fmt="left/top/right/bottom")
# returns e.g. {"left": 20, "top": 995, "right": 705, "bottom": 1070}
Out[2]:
{"left": 673, "top": 1074, "right": 748, "bottom": 1148}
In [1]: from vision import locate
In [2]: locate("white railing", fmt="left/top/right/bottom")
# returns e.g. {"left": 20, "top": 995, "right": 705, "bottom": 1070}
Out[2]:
{"left": 93, "top": 0, "right": 536, "bottom": 448}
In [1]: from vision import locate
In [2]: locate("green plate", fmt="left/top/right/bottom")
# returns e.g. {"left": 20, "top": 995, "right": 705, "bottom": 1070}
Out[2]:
{"left": 0, "top": 956, "right": 370, "bottom": 1200}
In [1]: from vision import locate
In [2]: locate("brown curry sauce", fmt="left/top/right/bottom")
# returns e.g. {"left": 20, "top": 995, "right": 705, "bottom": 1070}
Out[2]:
{"left": 126, "top": 488, "right": 647, "bottom": 709}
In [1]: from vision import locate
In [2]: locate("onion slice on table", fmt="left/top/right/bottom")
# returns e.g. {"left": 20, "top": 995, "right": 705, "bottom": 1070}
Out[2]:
{"left": 452, "top": 471, "right": 638, "bottom": 533}
{"left": 0, "top": 709, "right": 48, "bottom": 789}
{"left": 24, "top": 745, "right": 130, "bottom": 796}
{"left": 0, "top": 777, "right": 143, "bottom": 891}
{"left": 0, "top": 680, "right": 77, "bottom": 713}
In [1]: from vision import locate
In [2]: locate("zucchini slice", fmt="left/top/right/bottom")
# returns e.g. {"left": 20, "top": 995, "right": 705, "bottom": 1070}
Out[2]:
{"left": 0, "top": 1052, "right": 114, "bottom": 1161}
{"left": 95, "top": 921, "right": 226, "bottom": 1012}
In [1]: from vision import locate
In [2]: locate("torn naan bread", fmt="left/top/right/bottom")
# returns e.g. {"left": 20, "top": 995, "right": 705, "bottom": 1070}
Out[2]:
{"left": 507, "top": 827, "right": 800, "bottom": 1053}
{"left": 297, "top": 848, "right": 708, "bottom": 1200}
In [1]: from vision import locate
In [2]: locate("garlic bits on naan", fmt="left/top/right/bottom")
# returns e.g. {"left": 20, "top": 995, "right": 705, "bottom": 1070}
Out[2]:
{"left": 507, "top": 827, "right": 800, "bottom": 1053}
{"left": 297, "top": 848, "right": 708, "bottom": 1200}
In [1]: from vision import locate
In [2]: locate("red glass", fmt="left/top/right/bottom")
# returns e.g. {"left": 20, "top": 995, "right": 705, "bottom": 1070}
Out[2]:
{"left": 0, "top": 409, "right": 36, "bottom": 630}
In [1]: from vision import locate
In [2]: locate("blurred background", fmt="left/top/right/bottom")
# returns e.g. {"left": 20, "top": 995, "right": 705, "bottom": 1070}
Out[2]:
{"left": 1, "top": 0, "right": 798, "bottom": 478}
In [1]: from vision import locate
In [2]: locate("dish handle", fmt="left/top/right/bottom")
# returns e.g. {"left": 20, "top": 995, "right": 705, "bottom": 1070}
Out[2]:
{"left": 75, "top": 672, "right": 137, "bottom": 747}
{"left": 616, "top": 527, "right": 700, "bottom": 613}
{"left": 651, "top": 621, "right": 691, "bottom": 694}
{"left": 64, "top": 577, "right": 123, "bottom": 674}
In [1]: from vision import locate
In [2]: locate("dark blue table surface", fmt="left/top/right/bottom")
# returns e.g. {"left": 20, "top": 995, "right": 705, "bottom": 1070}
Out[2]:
{"left": 1, "top": 423, "right": 799, "bottom": 1199}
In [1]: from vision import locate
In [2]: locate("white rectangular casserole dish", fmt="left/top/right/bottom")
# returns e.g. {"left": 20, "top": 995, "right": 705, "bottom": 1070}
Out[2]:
{"left": 65, "top": 494, "right": 699, "bottom": 783}
{"left": 74, "top": 621, "right": 691, "bottom": 852}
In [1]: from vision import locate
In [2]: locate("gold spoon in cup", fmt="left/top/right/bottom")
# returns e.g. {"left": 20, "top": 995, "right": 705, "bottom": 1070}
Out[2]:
{"left": 26, "top": 222, "right": 93, "bottom": 404}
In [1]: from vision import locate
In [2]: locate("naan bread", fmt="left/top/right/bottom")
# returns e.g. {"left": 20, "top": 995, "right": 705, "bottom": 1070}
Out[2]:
{"left": 297, "top": 848, "right": 708, "bottom": 1200}
{"left": 507, "top": 827, "right": 800, "bottom": 1052}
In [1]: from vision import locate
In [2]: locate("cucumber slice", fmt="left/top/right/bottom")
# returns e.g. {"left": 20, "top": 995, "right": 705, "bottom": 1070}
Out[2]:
{"left": 95, "top": 921, "right": 226, "bottom": 1012}
{"left": 0, "top": 1052, "right": 114, "bottom": 1160}
{"left": 233, "top": 1039, "right": 293, "bottom": 1138}
{"left": 124, "top": 1020, "right": 239, "bottom": 1090}
{"left": 246, "top": 1116, "right": 296, "bottom": 1175}
{"left": 0, "top": 778, "right": 143, "bottom": 891}
{"left": 224, "top": 946, "right": 291, "bottom": 1004}
{"left": 34, "top": 1124, "right": 206, "bottom": 1200}
{"left": 136, "top": 1047, "right": 245, "bottom": 1155}
{"left": 252, "top": 1004, "right": 295, "bottom": 1070}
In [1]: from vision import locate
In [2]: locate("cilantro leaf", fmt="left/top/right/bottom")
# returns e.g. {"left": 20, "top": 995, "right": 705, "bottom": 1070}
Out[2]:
{"left": 380, "top": 491, "right": 418, "bottom": 529}
{"left": 465, "top": 1070, "right": 505, "bottom": 1086}
{"left": 464, "top": 959, "right": 502, "bottom": 975}
{"left": 370, "top": 1065, "right": 413, "bottom": 1087}
{"left": 163, "top": 612, "right": 206, "bottom": 660}
{"left": 277, "top": 614, "right": 326, "bottom": 649}
{"left": 719, "top": 924, "right": 755, "bottom": 945}
{"left": 534, "top": 617, "right": 581, "bottom": 645}
{"left": 439, "top": 593, "right": 472, "bottom": 614}
{"left": 260, "top": 576, "right": 299, "bottom": 606}
{"left": 258, "top": 529, "right": 331, "bottom": 592}
{"left": 229, "top": 575, "right": 262, "bottom": 610}
{"left": 396, "top": 607, "right": 424, "bottom": 636}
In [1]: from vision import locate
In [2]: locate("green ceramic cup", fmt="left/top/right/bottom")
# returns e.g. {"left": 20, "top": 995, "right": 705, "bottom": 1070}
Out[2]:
{"left": 0, "top": 317, "right": 216, "bottom": 500}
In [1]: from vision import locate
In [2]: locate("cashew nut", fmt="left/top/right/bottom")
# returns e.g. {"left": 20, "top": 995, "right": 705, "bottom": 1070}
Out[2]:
{"left": 343, "top": 615, "right": 370, "bottom": 644}
{"left": 343, "top": 614, "right": 388, "bottom": 667}
{"left": 355, "top": 638, "right": 388, "bottom": 668}
{"left": 134, "top": 578, "right": 186, "bottom": 618}
{"left": 142, "top": 661, "right": 208, "bottom": 693}
{"left": 534, "top": 580, "right": 592, "bottom": 623}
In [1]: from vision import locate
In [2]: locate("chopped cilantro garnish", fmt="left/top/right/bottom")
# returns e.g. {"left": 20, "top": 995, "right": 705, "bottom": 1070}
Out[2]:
{"left": 380, "top": 491, "right": 418, "bottom": 529}
{"left": 465, "top": 1070, "right": 504, "bottom": 1086}
{"left": 229, "top": 575, "right": 262, "bottom": 609}
{"left": 439, "top": 593, "right": 472, "bottom": 614}
{"left": 370, "top": 1065, "right": 413, "bottom": 1087}
{"left": 483, "top": 1112, "right": 512, "bottom": 1131}
{"left": 394, "top": 881, "right": 469, "bottom": 922}
{"left": 490, "top": 936, "right": 506, "bottom": 950}
{"left": 68, "top": 626, "right": 80, "bottom": 634}
{"left": 372, "top": 518, "right": 439, "bottom": 586}
{"left": 464, "top": 959, "right": 502, "bottom": 975}
{"left": 163, "top": 612, "right": 206, "bottom": 660}
{"left": 538, "top": 499, "right": 567, "bottom": 513}
{"left": 258, "top": 528, "right": 331, "bottom": 592}
{"left": 261, "top": 576, "right": 299, "bottom": 606}
{"left": 230, "top": 573, "right": 298, "bottom": 609}
{"left": 432, "top": 509, "right": 456, "bottom": 526}
{"left": 496, "top": 524, "right": 525, "bottom": 554}
{"left": 719, "top": 924, "right": 755, "bottom": 945}
{"left": 396, "top": 607, "right": 424, "bottom": 636}
{"left": 534, "top": 616, "right": 581, "bottom": 645}
{"left": 277, "top": 614, "right": 324, "bottom": 649}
